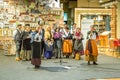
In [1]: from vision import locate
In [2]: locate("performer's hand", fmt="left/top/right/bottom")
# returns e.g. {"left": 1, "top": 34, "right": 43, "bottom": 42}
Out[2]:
{"left": 96, "top": 39, "right": 99, "bottom": 43}
{"left": 62, "top": 37, "right": 64, "bottom": 40}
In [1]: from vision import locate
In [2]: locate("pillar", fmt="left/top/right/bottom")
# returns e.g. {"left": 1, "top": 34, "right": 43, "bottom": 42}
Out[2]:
{"left": 110, "top": 5, "right": 117, "bottom": 38}
{"left": 117, "top": 2, "right": 120, "bottom": 38}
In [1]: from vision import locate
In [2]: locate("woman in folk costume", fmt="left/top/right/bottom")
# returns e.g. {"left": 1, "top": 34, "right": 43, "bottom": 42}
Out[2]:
{"left": 31, "top": 26, "right": 43, "bottom": 69}
{"left": 73, "top": 27, "right": 84, "bottom": 59}
{"left": 21, "top": 24, "right": 32, "bottom": 61}
{"left": 85, "top": 25, "right": 99, "bottom": 65}
{"left": 62, "top": 27, "right": 73, "bottom": 58}
{"left": 53, "top": 27, "right": 62, "bottom": 58}
{"left": 44, "top": 26, "right": 53, "bottom": 59}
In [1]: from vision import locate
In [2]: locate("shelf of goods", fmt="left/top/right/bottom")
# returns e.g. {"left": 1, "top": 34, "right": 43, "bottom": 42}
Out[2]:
{"left": 94, "top": 20, "right": 105, "bottom": 33}
{"left": 98, "top": 33, "right": 109, "bottom": 54}
{"left": 0, "top": 28, "right": 16, "bottom": 55}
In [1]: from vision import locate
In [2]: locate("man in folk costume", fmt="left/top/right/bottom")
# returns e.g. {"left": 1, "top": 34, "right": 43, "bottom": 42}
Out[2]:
{"left": 85, "top": 25, "right": 99, "bottom": 65}
{"left": 71, "top": 23, "right": 77, "bottom": 56}
{"left": 71, "top": 23, "right": 77, "bottom": 35}
{"left": 13, "top": 24, "right": 23, "bottom": 61}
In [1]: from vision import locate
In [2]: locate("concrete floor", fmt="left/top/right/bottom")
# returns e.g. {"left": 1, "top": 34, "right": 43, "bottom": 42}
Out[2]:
{"left": 0, "top": 50, "right": 120, "bottom": 80}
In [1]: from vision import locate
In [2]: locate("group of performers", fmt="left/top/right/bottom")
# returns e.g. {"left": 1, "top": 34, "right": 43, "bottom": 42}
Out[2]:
{"left": 13, "top": 23, "right": 99, "bottom": 69}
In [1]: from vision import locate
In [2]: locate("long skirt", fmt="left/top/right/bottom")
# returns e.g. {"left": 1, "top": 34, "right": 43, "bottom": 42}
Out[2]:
{"left": 44, "top": 44, "right": 53, "bottom": 59}
{"left": 74, "top": 40, "right": 84, "bottom": 55}
{"left": 62, "top": 39, "right": 72, "bottom": 56}
{"left": 85, "top": 39, "right": 98, "bottom": 62}
{"left": 31, "top": 42, "right": 41, "bottom": 66}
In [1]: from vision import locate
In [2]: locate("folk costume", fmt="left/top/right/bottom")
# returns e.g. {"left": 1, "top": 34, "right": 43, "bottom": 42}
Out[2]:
{"left": 31, "top": 30, "right": 43, "bottom": 68}
{"left": 21, "top": 30, "right": 32, "bottom": 61}
{"left": 53, "top": 30, "right": 62, "bottom": 58}
{"left": 13, "top": 24, "right": 23, "bottom": 61}
{"left": 73, "top": 31, "right": 84, "bottom": 59}
{"left": 85, "top": 30, "right": 99, "bottom": 65}
{"left": 62, "top": 27, "right": 73, "bottom": 58}
{"left": 44, "top": 27, "right": 53, "bottom": 59}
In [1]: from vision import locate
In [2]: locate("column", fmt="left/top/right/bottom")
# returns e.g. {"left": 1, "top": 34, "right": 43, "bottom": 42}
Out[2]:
{"left": 110, "top": 5, "right": 117, "bottom": 38}
{"left": 117, "top": 2, "right": 120, "bottom": 38}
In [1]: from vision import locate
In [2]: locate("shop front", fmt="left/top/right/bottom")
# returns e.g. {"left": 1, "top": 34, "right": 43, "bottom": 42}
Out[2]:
{"left": 74, "top": 7, "right": 120, "bottom": 58}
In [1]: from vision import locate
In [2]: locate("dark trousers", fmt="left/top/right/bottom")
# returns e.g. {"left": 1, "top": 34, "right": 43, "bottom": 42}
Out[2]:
{"left": 15, "top": 41, "right": 22, "bottom": 58}
{"left": 41, "top": 40, "right": 45, "bottom": 56}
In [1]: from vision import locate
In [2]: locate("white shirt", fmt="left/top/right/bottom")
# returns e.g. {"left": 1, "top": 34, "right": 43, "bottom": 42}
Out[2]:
{"left": 13, "top": 29, "right": 22, "bottom": 38}
{"left": 34, "top": 33, "right": 42, "bottom": 42}
{"left": 89, "top": 32, "right": 97, "bottom": 40}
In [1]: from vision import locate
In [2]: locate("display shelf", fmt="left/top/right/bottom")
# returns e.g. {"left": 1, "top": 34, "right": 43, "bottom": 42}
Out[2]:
{"left": 0, "top": 0, "right": 64, "bottom": 54}
{"left": 93, "top": 15, "right": 106, "bottom": 33}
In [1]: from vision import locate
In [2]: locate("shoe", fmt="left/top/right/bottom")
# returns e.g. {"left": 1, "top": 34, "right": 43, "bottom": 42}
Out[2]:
{"left": 93, "top": 62, "right": 98, "bottom": 65}
{"left": 15, "top": 58, "right": 21, "bottom": 61}
{"left": 34, "top": 65, "right": 40, "bottom": 69}
{"left": 34, "top": 65, "right": 37, "bottom": 69}
{"left": 66, "top": 56, "right": 69, "bottom": 58}
{"left": 59, "top": 57, "right": 62, "bottom": 59}
{"left": 37, "top": 65, "right": 40, "bottom": 68}
{"left": 26, "top": 59, "right": 28, "bottom": 61}
{"left": 88, "top": 61, "right": 90, "bottom": 65}
{"left": 55, "top": 57, "right": 58, "bottom": 59}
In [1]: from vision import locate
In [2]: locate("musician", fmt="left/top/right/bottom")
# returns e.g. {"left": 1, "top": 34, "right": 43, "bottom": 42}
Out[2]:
{"left": 62, "top": 26, "right": 73, "bottom": 58}
{"left": 85, "top": 25, "right": 99, "bottom": 65}
{"left": 31, "top": 26, "right": 43, "bottom": 69}
{"left": 13, "top": 24, "right": 23, "bottom": 61}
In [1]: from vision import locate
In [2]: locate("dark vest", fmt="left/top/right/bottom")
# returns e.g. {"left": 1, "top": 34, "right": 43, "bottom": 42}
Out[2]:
{"left": 86, "top": 31, "right": 98, "bottom": 39}
{"left": 14, "top": 29, "right": 23, "bottom": 42}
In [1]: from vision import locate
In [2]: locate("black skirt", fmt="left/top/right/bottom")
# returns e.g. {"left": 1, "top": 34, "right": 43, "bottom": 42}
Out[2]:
{"left": 31, "top": 41, "right": 42, "bottom": 66}
{"left": 23, "top": 38, "right": 31, "bottom": 50}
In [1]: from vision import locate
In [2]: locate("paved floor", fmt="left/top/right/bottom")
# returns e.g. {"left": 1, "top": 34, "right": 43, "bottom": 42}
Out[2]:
{"left": 0, "top": 50, "right": 120, "bottom": 80}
